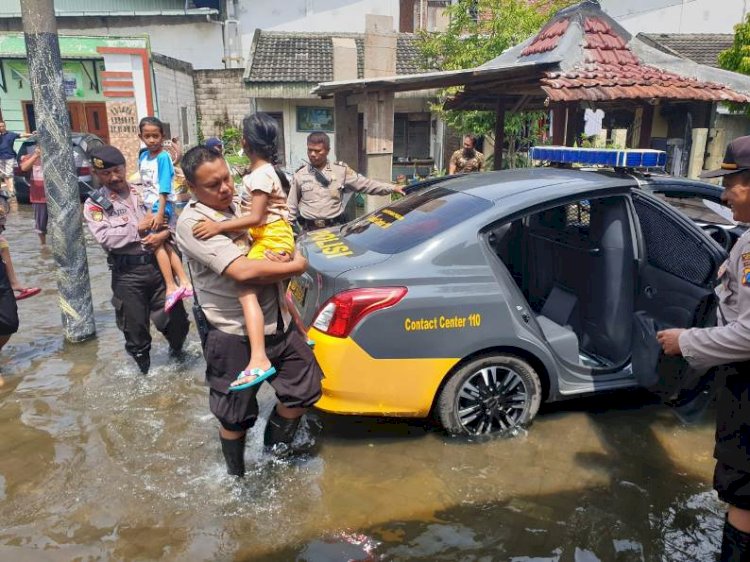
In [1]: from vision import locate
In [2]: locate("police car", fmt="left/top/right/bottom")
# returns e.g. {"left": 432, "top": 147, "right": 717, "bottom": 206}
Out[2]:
{"left": 289, "top": 147, "right": 732, "bottom": 436}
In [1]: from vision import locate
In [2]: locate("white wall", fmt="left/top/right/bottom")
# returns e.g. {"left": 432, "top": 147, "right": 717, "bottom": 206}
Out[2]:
{"left": 100, "top": 52, "right": 151, "bottom": 121}
{"left": 238, "top": 0, "right": 399, "bottom": 60}
{"left": 600, "top": 0, "right": 748, "bottom": 34}
{"left": 58, "top": 22, "right": 225, "bottom": 70}
{"left": 153, "top": 63, "right": 199, "bottom": 146}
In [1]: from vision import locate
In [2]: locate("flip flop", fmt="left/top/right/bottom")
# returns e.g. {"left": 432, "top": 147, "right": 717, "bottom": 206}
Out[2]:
{"left": 229, "top": 366, "right": 277, "bottom": 392}
{"left": 15, "top": 287, "right": 41, "bottom": 300}
{"left": 164, "top": 286, "right": 187, "bottom": 313}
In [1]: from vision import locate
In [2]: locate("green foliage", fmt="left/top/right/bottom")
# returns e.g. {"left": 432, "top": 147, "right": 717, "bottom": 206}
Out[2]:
{"left": 719, "top": 14, "right": 750, "bottom": 115}
{"left": 417, "top": 0, "right": 575, "bottom": 166}
{"left": 418, "top": 0, "right": 571, "bottom": 73}
{"left": 196, "top": 110, "right": 205, "bottom": 145}
{"left": 221, "top": 127, "right": 242, "bottom": 156}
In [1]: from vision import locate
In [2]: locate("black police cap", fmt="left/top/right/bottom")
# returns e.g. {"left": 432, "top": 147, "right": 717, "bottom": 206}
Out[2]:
{"left": 90, "top": 145, "right": 126, "bottom": 170}
{"left": 701, "top": 135, "right": 750, "bottom": 179}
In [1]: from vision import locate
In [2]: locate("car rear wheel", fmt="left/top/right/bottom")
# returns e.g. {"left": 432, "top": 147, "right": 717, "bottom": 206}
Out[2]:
{"left": 437, "top": 354, "right": 542, "bottom": 436}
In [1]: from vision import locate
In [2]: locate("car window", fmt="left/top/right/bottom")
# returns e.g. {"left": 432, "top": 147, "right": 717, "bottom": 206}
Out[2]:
{"left": 340, "top": 186, "right": 493, "bottom": 254}
{"left": 652, "top": 192, "right": 733, "bottom": 226}
{"left": 633, "top": 194, "right": 717, "bottom": 285}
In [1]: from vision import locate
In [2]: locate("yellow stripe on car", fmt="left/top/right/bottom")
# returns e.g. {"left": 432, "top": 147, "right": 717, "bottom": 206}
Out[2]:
{"left": 310, "top": 328, "right": 460, "bottom": 417}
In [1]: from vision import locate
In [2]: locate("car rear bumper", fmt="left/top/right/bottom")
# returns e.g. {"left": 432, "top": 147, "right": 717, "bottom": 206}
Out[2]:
{"left": 310, "top": 327, "right": 459, "bottom": 417}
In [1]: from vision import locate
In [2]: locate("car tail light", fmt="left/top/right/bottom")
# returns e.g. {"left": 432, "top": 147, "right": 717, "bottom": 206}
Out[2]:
{"left": 78, "top": 166, "right": 91, "bottom": 176}
{"left": 312, "top": 287, "right": 407, "bottom": 338}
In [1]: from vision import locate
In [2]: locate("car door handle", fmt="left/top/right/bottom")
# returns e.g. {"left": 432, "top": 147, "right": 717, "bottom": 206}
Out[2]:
{"left": 644, "top": 285, "right": 657, "bottom": 299}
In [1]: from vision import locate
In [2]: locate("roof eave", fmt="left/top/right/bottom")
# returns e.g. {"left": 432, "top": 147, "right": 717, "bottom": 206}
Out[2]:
{"left": 630, "top": 36, "right": 750, "bottom": 98}
{"left": 311, "top": 60, "right": 559, "bottom": 98}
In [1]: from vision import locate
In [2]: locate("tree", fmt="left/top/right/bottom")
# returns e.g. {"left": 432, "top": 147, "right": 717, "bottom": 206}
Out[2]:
{"left": 719, "top": 13, "right": 750, "bottom": 115}
{"left": 417, "top": 0, "right": 575, "bottom": 167}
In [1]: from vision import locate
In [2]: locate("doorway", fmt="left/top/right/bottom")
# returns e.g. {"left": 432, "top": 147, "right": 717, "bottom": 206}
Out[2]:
{"left": 22, "top": 101, "right": 109, "bottom": 142}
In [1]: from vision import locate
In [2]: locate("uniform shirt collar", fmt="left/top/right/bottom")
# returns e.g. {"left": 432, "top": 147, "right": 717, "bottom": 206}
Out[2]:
{"left": 188, "top": 198, "right": 240, "bottom": 221}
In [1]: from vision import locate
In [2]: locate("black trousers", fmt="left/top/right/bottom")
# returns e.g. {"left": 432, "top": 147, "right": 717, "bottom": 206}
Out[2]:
{"left": 202, "top": 326, "right": 323, "bottom": 431}
{"left": 714, "top": 362, "right": 750, "bottom": 509}
{"left": 110, "top": 262, "right": 189, "bottom": 358}
{"left": 0, "top": 260, "right": 18, "bottom": 336}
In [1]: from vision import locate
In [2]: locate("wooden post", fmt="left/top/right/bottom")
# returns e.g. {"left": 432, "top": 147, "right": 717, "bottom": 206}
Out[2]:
{"left": 493, "top": 100, "right": 505, "bottom": 171}
{"left": 551, "top": 103, "right": 566, "bottom": 145}
{"left": 363, "top": 14, "right": 396, "bottom": 213}
{"left": 334, "top": 92, "right": 358, "bottom": 169}
{"left": 638, "top": 104, "right": 654, "bottom": 149}
{"left": 364, "top": 90, "right": 394, "bottom": 213}
{"left": 688, "top": 128, "right": 709, "bottom": 179}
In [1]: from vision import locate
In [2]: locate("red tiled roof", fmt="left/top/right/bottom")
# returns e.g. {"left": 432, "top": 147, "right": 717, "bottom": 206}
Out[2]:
{"left": 538, "top": 16, "right": 750, "bottom": 103}
{"left": 521, "top": 18, "right": 569, "bottom": 56}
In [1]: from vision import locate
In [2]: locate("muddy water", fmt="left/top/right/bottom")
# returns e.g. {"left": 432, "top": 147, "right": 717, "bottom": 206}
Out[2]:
{"left": 0, "top": 204, "right": 724, "bottom": 561}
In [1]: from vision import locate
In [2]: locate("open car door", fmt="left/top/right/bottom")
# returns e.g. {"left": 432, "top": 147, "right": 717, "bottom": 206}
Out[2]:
{"left": 630, "top": 191, "right": 727, "bottom": 403}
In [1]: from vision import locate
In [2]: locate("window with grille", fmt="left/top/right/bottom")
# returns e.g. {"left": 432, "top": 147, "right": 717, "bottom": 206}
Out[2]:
{"left": 633, "top": 195, "right": 715, "bottom": 285}
{"left": 565, "top": 200, "right": 591, "bottom": 230}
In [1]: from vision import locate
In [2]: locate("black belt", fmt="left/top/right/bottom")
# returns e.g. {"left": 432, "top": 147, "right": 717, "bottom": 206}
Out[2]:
{"left": 298, "top": 215, "right": 345, "bottom": 230}
{"left": 109, "top": 253, "right": 156, "bottom": 267}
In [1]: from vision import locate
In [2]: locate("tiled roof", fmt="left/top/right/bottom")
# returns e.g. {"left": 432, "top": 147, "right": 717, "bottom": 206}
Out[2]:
{"left": 521, "top": 18, "right": 570, "bottom": 56}
{"left": 640, "top": 33, "right": 734, "bottom": 68}
{"left": 246, "top": 31, "right": 425, "bottom": 83}
{"left": 532, "top": 11, "right": 749, "bottom": 103}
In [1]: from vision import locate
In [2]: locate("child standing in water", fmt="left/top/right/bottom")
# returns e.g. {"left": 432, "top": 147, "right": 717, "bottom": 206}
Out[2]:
{"left": 192, "top": 113, "right": 295, "bottom": 391}
{"left": 138, "top": 117, "right": 192, "bottom": 312}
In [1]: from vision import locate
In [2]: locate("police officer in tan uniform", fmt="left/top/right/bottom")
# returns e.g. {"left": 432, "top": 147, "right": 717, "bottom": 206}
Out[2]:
{"left": 84, "top": 145, "right": 189, "bottom": 374}
{"left": 288, "top": 132, "right": 404, "bottom": 231}
{"left": 175, "top": 145, "right": 322, "bottom": 477}
{"left": 448, "top": 134, "right": 484, "bottom": 175}
{"left": 658, "top": 136, "right": 750, "bottom": 561}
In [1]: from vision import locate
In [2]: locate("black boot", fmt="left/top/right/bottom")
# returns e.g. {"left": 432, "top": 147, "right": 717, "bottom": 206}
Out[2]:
{"left": 220, "top": 435, "right": 246, "bottom": 477}
{"left": 720, "top": 516, "right": 750, "bottom": 561}
{"left": 263, "top": 409, "right": 301, "bottom": 456}
{"left": 132, "top": 352, "right": 150, "bottom": 374}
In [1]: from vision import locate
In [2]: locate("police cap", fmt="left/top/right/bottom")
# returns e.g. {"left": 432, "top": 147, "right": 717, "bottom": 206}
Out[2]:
{"left": 701, "top": 135, "right": 750, "bottom": 179}
{"left": 90, "top": 145, "right": 126, "bottom": 170}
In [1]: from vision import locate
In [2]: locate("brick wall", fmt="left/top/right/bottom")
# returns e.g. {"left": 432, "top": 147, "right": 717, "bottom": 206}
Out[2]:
{"left": 194, "top": 69, "right": 252, "bottom": 139}
{"left": 153, "top": 56, "right": 199, "bottom": 146}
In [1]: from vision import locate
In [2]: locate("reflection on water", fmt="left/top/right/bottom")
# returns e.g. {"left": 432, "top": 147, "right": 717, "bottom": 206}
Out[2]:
{"left": 0, "top": 205, "right": 725, "bottom": 561}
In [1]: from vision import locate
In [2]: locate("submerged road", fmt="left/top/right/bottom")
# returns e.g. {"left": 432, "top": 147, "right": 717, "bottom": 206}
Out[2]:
{"left": 0, "top": 204, "right": 725, "bottom": 561}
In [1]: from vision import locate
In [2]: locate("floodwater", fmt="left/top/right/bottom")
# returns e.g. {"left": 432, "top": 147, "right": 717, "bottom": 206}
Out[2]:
{"left": 0, "top": 204, "right": 725, "bottom": 561}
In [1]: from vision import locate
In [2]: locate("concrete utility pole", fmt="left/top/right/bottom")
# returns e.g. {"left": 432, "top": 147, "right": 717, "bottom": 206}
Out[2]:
{"left": 21, "top": 0, "right": 96, "bottom": 342}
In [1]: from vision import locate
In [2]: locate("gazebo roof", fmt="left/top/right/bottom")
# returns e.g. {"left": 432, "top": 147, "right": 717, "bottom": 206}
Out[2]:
{"left": 504, "top": 1, "right": 747, "bottom": 103}
{"left": 313, "top": 0, "right": 750, "bottom": 109}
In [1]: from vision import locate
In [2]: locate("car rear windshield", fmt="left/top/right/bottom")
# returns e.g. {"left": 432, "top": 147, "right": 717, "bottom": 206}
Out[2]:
{"left": 340, "top": 186, "right": 493, "bottom": 254}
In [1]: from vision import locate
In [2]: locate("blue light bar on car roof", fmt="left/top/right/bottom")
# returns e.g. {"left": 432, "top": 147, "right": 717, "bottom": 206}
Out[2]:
{"left": 529, "top": 146, "right": 667, "bottom": 168}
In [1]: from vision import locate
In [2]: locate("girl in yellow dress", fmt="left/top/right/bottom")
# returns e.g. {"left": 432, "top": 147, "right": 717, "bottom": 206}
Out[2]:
{"left": 192, "top": 113, "right": 295, "bottom": 391}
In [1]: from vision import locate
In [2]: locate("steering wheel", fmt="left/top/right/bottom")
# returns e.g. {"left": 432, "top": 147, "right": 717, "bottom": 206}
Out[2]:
{"left": 702, "top": 225, "right": 733, "bottom": 252}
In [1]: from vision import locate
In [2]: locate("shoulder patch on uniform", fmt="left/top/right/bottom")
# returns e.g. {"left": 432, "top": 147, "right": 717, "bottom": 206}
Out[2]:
{"left": 88, "top": 205, "right": 104, "bottom": 222}
{"left": 743, "top": 252, "right": 750, "bottom": 267}
{"left": 744, "top": 268, "right": 750, "bottom": 286}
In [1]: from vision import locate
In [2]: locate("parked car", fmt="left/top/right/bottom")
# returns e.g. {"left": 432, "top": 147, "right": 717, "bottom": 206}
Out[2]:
{"left": 13, "top": 133, "right": 105, "bottom": 203}
{"left": 290, "top": 161, "right": 733, "bottom": 436}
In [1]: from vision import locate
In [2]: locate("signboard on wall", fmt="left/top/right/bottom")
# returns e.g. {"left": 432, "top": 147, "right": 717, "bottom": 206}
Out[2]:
{"left": 105, "top": 101, "right": 140, "bottom": 176}
{"left": 296, "top": 106, "right": 334, "bottom": 132}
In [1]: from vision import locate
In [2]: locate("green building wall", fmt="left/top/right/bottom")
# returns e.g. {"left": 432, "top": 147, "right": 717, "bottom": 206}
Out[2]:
{"left": 0, "top": 59, "right": 106, "bottom": 133}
